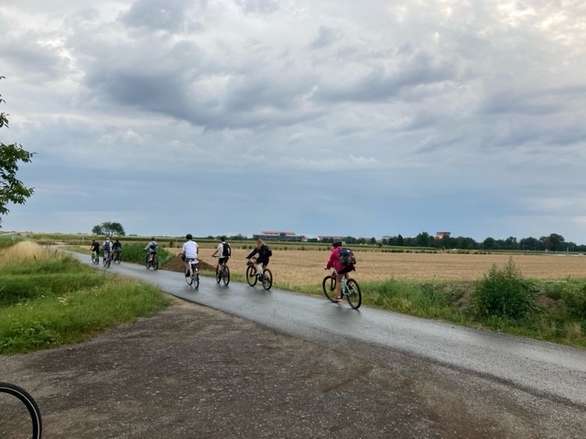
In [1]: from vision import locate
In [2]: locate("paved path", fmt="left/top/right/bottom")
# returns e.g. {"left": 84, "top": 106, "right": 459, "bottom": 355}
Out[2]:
{"left": 77, "top": 255, "right": 586, "bottom": 407}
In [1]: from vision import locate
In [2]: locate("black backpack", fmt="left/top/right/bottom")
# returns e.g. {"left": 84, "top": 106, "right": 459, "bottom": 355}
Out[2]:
{"left": 223, "top": 242, "right": 232, "bottom": 257}
{"left": 339, "top": 248, "right": 356, "bottom": 267}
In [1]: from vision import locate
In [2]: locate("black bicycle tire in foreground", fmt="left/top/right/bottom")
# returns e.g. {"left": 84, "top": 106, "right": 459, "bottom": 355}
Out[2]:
{"left": 0, "top": 382, "right": 42, "bottom": 439}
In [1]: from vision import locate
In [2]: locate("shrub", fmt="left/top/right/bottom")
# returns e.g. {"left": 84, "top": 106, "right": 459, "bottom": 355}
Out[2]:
{"left": 119, "top": 244, "right": 171, "bottom": 265}
{"left": 559, "top": 284, "right": 586, "bottom": 320}
{"left": 472, "top": 259, "right": 536, "bottom": 320}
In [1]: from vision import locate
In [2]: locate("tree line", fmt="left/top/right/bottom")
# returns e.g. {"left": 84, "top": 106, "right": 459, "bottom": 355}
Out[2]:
{"left": 379, "top": 232, "right": 583, "bottom": 252}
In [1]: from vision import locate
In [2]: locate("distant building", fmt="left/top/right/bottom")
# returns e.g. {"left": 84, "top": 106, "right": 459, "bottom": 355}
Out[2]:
{"left": 254, "top": 231, "right": 306, "bottom": 242}
{"left": 435, "top": 232, "right": 451, "bottom": 240}
{"left": 317, "top": 235, "right": 344, "bottom": 242}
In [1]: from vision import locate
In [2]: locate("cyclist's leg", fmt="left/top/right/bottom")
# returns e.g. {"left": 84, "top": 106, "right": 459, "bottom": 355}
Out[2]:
{"left": 334, "top": 271, "right": 344, "bottom": 300}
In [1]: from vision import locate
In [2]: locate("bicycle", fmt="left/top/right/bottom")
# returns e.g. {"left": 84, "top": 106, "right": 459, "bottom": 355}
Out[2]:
{"left": 214, "top": 257, "right": 230, "bottom": 287}
{"left": 322, "top": 270, "right": 362, "bottom": 310}
{"left": 112, "top": 250, "right": 122, "bottom": 264}
{"left": 145, "top": 253, "right": 159, "bottom": 271}
{"left": 185, "top": 259, "right": 199, "bottom": 289}
{"left": 90, "top": 251, "right": 99, "bottom": 265}
{"left": 0, "top": 382, "right": 43, "bottom": 438}
{"left": 246, "top": 259, "right": 273, "bottom": 291}
{"left": 103, "top": 252, "right": 112, "bottom": 269}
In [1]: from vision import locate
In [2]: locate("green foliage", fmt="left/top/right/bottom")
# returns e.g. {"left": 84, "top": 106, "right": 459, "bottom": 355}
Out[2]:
{"left": 0, "top": 255, "right": 169, "bottom": 354}
{"left": 0, "top": 281, "right": 168, "bottom": 354}
{"left": 472, "top": 259, "right": 537, "bottom": 320}
{"left": 118, "top": 243, "right": 171, "bottom": 265}
{"left": 0, "top": 77, "right": 34, "bottom": 218}
{"left": 0, "top": 272, "right": 106, "bottom": 306}
{"left": 92, "top": 221, "right": 126, "bottom": 236}
{"left": 0, "top": 254, "right": 86, "bottom": 275}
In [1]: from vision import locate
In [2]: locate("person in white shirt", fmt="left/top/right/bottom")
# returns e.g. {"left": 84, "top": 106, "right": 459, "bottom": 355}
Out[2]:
{"left": 181, "top": 234, "right": 199, "bottom": 278}
{"left": 212, "top": 236, "right": 231, "bottom": 273}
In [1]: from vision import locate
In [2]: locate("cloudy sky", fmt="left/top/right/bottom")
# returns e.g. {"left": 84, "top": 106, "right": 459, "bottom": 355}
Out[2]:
{"left": 1, "top": 0, "right": 585, "bottom": 240}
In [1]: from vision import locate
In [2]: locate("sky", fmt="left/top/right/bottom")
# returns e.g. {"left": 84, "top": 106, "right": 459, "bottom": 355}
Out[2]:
{"left": 1, "top": 0, "right": 585, "bottom": 240}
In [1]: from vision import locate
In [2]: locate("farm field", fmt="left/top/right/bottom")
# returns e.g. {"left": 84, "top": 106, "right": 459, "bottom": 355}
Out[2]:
{"left": 190, "top": 247, "right": 586, "bottom": 284}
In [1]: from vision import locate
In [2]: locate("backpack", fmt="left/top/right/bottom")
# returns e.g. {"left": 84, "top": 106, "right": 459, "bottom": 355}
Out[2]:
{"left": 223, "top": 243, "right": 232, "bottom": 257}
{"left": 339, "top": 248, "right": 356, "bottom": 267}
{"left": 104, "top": 241, "right": 111, "bottom": 252}
{"left": 265, "top": 246, "right": 272, "bottom": 258}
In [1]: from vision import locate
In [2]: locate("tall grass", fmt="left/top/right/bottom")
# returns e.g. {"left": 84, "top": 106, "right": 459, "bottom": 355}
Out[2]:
{"left": 0, "top": 241, "right": 169, "bottom": 354}
{"left": 287, "top": 268, "right": 586, "bottom": 348}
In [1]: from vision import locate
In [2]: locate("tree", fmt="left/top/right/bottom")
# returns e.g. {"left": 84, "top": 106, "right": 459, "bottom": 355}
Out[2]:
{"left": 540, "top": 233, "right": 565, "bottom": 252}
{"left": 0, "top": 77, "right": 33, "bottom": 219}
{"left": 92, "top": 222, "right": 126, "bottom": 236}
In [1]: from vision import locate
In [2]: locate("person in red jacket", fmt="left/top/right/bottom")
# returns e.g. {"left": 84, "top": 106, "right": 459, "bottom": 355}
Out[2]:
{"left": 325, "top": 241, "right": 352, "bottom": 302}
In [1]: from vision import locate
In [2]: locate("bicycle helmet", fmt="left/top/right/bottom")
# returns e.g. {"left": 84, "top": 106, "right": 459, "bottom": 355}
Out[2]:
{"left": 333, "top": 240, "right": 343, "bottom": 248}
{"left": 186, "top": 234, "right": 193, "bottom": 240}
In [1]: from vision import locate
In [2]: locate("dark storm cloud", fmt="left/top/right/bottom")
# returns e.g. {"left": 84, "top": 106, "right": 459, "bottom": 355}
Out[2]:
{"left": 3, "top": 0, "right": 586, "bottom": 240}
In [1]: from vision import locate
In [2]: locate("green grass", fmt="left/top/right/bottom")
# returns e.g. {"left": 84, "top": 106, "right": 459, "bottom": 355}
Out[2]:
{"left": 116, "top": 243, "right": 172, "bottom": 265}
{"left": 284, "top": 276, "right": 586, "bottom": 349}
{"left": 0, "top": 252, "right": 170, "bottom": 354}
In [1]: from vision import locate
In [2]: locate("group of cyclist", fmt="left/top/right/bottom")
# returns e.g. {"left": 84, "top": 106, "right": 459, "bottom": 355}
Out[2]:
{"left": 90, "top": 237, "right": 122, "bottom": 264}
{"left": 90, "top": 234, "right": 356, "bottom": 303}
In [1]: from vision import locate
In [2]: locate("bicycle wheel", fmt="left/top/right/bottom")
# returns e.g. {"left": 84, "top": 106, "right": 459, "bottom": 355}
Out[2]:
{"left": 0, "top": 382, "right": 42, "bottom": 439}
{"left": 216, "top": 266, "right": 221, "bottom": 284}
{"left": 193, "top": 272, "right": 200, "bottom": 290}
{"left": 262, "top": 269, "right": 273, "bottom": 291}
{"left": 346, "top": 279, "right": 362, "bottom": 310}
{"left": 322, "top": 275, "right": 337, "bottom": 303}
{"left": 222, "top": 266, "right": 230, "bottom": 287}
{"left": 246, "top": 265, "right": 257, "bottom": 286}
{"left": 153, "top": 257, "right": 159, "bottom": 271}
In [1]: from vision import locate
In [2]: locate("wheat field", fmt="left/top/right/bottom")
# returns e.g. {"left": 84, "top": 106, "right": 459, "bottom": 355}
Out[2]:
{"left": 191, "top": 247, "right": 586, "bottom": 284}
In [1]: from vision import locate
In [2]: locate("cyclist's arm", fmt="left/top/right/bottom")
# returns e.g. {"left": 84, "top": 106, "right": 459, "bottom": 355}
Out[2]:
{"left": 246, "top": 248, "right": 258, "bottom": 259}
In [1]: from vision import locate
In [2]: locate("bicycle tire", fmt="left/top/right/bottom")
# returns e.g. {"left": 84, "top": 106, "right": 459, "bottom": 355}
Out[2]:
{"left": 346, "top": 279, "right": 362, "bottom": 310}
{"left": 322, "top": 275, "right": 337, "bottom": 303}
{"left": 262, "top": 269, "right": 273, "bottom": 291}
{"left": 246, "top": 265, "right": 257, "bottom": 287}
{"left": 216, "top": 266, "right": 221, "bottom": 284}
{"left": 0, "top": 382, "right": 42, "bottom": 439}
{"left": 193, "top": 272, "right": 199, "bottom": 290}
{"left": 222, "top": 266, "right": 230, "bottom": 287}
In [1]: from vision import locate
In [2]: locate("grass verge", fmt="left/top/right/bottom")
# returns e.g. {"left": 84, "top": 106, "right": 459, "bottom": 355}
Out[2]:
{"left": 0, "top": 242, "right": 170, "bottom": 354}
{"left": 279, "top": 274, "right": 586, "bottom": 349}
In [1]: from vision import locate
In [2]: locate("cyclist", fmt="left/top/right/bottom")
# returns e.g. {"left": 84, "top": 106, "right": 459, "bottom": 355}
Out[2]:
{"left": 112, "top": 239, "right": 122, "bottom": 262}
{"left": 144, "top": 237, "right": 158, "bottom": 265}
{"left": 246, "top": 238, "right": 272, "bottom": 279}
{"left": 90, "top": 240, "right": 100, "bottom": 262}
{"left": 325, "top": 241, "right": 354, "bottom": 302}
{"left": 103, "top": 236, "right": 113, "bottom": 264}
{"left": 212, "top": 236, "right": 231, "bottom": 274}
{"left": 181, "top": 234, "right": 199, "bottom": 278}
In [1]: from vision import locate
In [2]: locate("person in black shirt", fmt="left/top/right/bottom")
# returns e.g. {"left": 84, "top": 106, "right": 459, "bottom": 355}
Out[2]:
{"left": 246, "top": 239, "right": 272, "bottom": 277}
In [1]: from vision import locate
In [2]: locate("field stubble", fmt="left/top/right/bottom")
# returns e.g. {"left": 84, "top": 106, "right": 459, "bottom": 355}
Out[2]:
{"left": 192, "top": 247, "right": 586, "bottom": 284}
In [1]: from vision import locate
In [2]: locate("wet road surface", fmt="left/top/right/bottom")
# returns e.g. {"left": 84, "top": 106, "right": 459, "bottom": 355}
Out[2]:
{"left": 77, "top": 255, "right": 586, "bottom": 408}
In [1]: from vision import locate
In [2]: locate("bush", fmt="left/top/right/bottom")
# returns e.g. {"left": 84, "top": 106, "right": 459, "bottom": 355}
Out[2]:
{"left": 559, "top": 284, "right": 586, "bottom": 320}
{"left": 119, "top": 244, "right": 171, "bottom": 265}
{"left": 472, "top": 259, "right": 536, "bottom": 320}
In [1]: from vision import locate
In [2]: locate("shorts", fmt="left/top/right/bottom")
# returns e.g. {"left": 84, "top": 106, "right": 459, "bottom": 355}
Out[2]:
{"left": 218, "top": 257, "right": 229, "bottom": 265}
{"left": 336, "top": 265, "right": 354, "bottom": 279}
